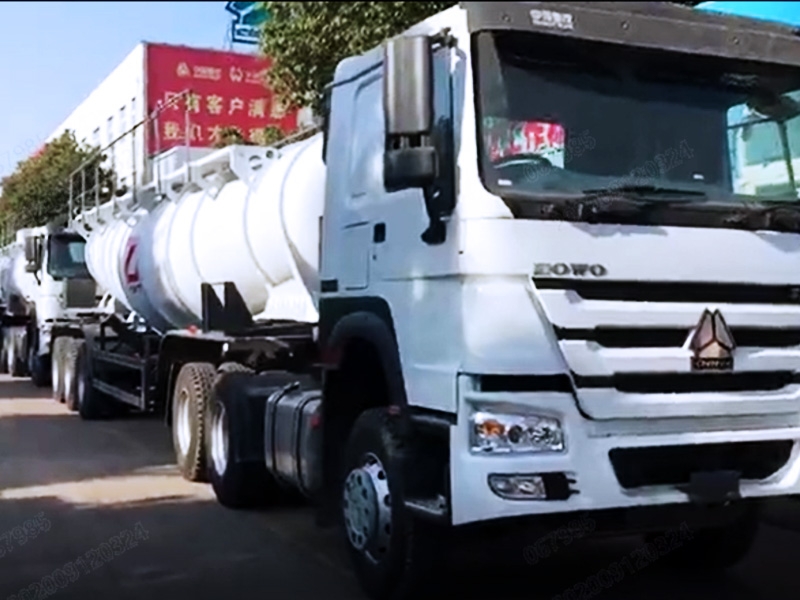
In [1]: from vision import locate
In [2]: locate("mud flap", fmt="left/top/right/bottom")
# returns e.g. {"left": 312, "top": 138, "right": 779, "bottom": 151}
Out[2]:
{"left": 679, "top": 470, "right": 742, "bottom": 504}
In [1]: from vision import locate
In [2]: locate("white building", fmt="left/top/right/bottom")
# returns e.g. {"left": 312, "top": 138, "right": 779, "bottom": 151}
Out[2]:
{"left": 46, "top": 44, "right": 147, "bottom": 190}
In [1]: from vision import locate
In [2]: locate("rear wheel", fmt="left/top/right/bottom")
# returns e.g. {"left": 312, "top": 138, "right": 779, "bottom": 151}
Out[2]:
{"left": 172, "top": 362, "right": 216, "bottom": 482}
{"left": 29, "top": 339, "right": 49, "bottom": 388}
{"left": 76, "top": 341, "right": 105, "bottom": 420}
{"left": 52, "top": 337, "right": 68, "bottom": 402}
{"left": 342, "top": 408, "right": 444, "bottom": 600}
{"left": 63, "top": 340, "right": 82, "bottom": 411}
{"left": 207, "top": 363, "right": 284, "bottom": 508}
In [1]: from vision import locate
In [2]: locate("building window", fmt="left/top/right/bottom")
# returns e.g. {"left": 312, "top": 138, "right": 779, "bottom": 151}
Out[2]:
{"left": 131, "top": 97, "right": 137, "bottom": 128}
{"left": 92, "top": 127, "right": 100, "bottom": 147}
{"left": 119, "top": 106, "right": 126, "bottom": 136}
{"left": 107, "top": 116, "right": 114, "bottom": 146}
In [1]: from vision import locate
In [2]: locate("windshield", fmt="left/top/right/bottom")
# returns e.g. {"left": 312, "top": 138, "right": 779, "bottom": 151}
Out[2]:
{"left": 474, "top": 31, "right": 800, "bottom": 205}
{"left": 47, "top": 236, "right": 90, "bottom": 279}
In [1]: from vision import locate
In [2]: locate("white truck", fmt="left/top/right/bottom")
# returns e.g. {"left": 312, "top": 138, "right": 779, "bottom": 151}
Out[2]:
{"left": 0, "top": 222, "right": 105, "bottom": 390}
{"left": 64, "top": 2, "right": 800, "bottom": 597}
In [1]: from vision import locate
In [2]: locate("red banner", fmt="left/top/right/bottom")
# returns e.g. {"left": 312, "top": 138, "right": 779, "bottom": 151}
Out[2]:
{"left": 145, "top": 43, "right": 298, "bottom": 155}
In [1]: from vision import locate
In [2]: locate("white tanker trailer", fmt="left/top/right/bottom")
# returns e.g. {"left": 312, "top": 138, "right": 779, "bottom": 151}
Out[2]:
{"left": 62, "top": 3, "right": 800, "bottom": 598}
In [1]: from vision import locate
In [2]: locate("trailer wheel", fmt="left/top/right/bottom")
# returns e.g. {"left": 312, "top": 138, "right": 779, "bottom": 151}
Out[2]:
{"left": 52, "top": 337, "right": 68, "bottom": 402}
{"left": 341, "top": 408, "right": 444, "bottom": 600}
{"left": 75, "top": 341, "right": 105, "bottom": 420}
{"left": 207, "top": 362, "right": 283, "bottom": 509}
{"left": 63, "top": 340, "right": 82, "bottom": 412}
{"left": 172, "top": 362, "right": 216, "bottom": 482}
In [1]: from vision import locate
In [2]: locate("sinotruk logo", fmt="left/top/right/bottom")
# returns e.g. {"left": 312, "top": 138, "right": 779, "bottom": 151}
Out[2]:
{"left": 226, "top": 2, "right": 269, "bottom": 45}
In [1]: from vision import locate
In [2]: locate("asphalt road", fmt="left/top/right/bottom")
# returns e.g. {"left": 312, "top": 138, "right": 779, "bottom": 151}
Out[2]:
{"left": 0, "top": 374, "right": 799, "bottom": 600}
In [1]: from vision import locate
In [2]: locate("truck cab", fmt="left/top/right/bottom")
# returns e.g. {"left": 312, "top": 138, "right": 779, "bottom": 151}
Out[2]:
{"left": 19, "top": 225, "right": 101, "bottom": 385}
{"left": 308, "top": 2, "right": 800, "bottom": 592}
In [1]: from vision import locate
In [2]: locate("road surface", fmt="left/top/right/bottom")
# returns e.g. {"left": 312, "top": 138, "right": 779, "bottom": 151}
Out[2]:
{"left": 0, "top": 374, "right": 797, "bottom": 600}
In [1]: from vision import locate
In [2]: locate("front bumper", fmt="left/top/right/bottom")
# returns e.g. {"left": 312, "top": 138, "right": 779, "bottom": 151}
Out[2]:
{"left": 450, "top": 376, "right": 800, "bottom": 526}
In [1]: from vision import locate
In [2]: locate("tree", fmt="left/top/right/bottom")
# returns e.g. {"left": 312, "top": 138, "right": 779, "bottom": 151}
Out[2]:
{"left": 211, "top": 126, "right": 249, "bottom": 148}
{"left": 260, "top": 2, "right": 706, "bottom": 112}
{"left": 0, "top": 130, "right": 113, "bottom": 230}
{"left": 260, "top": 2, "right": 455, "bottom": 112}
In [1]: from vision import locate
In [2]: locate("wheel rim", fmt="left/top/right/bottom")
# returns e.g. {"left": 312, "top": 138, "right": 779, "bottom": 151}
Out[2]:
{"left": 343, "top": 453, "right": 392, "bottom": 563}
{"left": 210, "top": 403, "right": 228, "bottom": 475}
{"left": 63, "top": 364, "right": 72, "bottom": 401}
{"left": 176, "top": 389, "right": 192, "bottom": 457}
{"left": 51, "top": 355, "right": 60, "bottom": 396}
{"left": 6, "top": 343, "right": 14, "bottom": 374}
{"left": 77, "top": 368, "right": 85, "bottom": 407}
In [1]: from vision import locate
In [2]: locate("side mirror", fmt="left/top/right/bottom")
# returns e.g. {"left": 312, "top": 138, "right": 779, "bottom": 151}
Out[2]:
{"left": 383, "top": 34, "right": 437, "bottom": 191}
{"left": 23, "top": 237, "right": 37, "bottom": 263}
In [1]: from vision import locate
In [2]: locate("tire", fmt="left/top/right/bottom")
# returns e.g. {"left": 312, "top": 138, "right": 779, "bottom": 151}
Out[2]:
{"left": 207, "top": 363, "right": 270, "bottom": 508}
{"left": 52, "top": 337, "right": 68, "bottom": 402}
{"left": 660, "top": 506, "right": 759, "bottom": 571}
{"left": 7, "top": 337, "right": 24, "bottom": 377}
{"left": 341, "top": 408, "right": 444, "bottom": 600}
{"left": 64, "top": 340, "right": 82, "bottom": 412}
{"left": 172, "top": 362, "right": 216, "bottom": 482}
{"left": 75, "top": 341, "right": 105, "bottom": 420}
{"left": 0, "top": 332, "right": 8, "bottom": 375}
{"left": 29, "top": 343, "right": 49, "bottom": 388}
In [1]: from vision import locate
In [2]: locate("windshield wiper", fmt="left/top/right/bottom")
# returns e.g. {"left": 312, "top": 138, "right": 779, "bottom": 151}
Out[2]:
{"left": 544, "top": 186, "right": 706, "bottom": 221}
{"left": 581, "top": 184, "right": 707, "bottom": 199}
{"left": 724, "top": 201, "right": 800, "bottom": 231}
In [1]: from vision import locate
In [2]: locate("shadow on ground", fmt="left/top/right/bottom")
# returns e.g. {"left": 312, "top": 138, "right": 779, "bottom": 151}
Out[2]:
{"left": 0, "top": 491, "right": 793, "bottom": 600}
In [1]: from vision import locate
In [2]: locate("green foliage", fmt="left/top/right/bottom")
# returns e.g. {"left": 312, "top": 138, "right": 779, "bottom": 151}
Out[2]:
{"left": 260, "top": 1, "right": 455, "bottom": 111}
{"left": 0, "top": 130, "right": 112, "bottom": 231}
{"left": 261, "top": 125, "right": 284, "bottom": 146}
{"left": 211, "top": 125, "right": 249, "bottom": 148}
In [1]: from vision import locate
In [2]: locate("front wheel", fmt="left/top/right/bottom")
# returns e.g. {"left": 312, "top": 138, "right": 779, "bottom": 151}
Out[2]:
{"left": 342, "top": 408, "right": 444, "bottom": 600}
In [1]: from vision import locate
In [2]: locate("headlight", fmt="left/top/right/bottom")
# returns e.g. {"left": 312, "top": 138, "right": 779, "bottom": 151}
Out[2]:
{"left": 470, "top": 411, "right": 565, "bottom": 454}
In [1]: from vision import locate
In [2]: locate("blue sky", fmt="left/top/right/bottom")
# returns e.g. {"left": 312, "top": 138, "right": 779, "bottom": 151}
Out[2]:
{"left": 696, "top": 1, "right": 800, "bottom": 24}
{"left": 0, "top": 1, "right": 254, "bottom": 179}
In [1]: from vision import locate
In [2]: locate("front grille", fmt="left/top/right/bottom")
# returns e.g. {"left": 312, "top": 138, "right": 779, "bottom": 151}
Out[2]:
{"left": 533, "top": 278, "right": 800, "bottom": 305}
{"left": 610, "top": 440, "right": 794, "bottom": 489}
{"left": 574, "top": 371, "right": 800, "bottom": 394}
{"left": 554, "top": 326, "right": 800, "bottom": 348}
{"left": 65, "top": 279, "right": 97, "bottom": 308}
